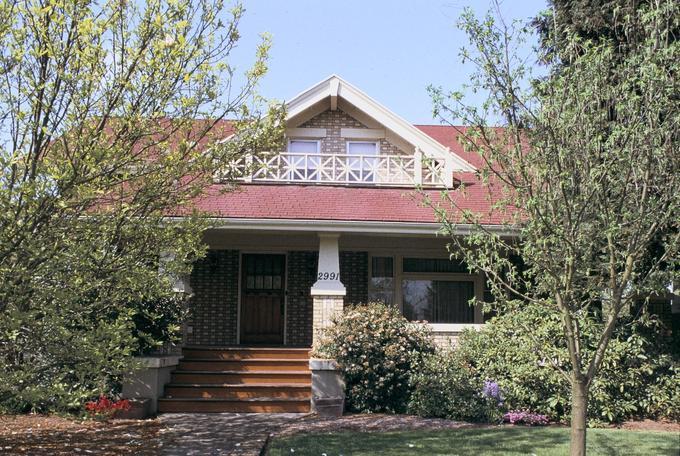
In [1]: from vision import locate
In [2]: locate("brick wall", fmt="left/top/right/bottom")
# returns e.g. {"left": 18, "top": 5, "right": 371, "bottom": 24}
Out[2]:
{"left": 186, "top": 249, "right": 370, "bottom": 347}
{"left": 186, "top": 250, "right": 239, "bottom": 345}
{"left": 300, "top": 109, "right": 407, "bottom": 156}
{"left": 286, "top": 251, "right": 318, "bottom": 346}
{"left": 432, "top": 331, "right": 461, "bottom": 349}
{"left": 340, "top": 251, "right": 368, "bottom": 306}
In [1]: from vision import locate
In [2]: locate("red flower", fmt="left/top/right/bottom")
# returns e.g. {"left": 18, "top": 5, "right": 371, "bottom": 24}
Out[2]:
{"left": 85, "top": 395, "right": 132, "bottom": 417}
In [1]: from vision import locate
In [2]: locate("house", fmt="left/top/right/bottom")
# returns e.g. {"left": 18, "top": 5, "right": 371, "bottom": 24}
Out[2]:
{"left": 151, "top": 75, "right": 514, "bottom": 413}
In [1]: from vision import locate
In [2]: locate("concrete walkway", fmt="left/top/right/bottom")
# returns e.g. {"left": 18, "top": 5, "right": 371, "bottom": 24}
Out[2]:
{"left": 158, "top": 413, "right": 308, "bottom": 456}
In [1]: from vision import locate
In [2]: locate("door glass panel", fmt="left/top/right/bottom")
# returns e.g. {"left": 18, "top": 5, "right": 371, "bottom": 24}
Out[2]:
{"left": 243, "top": 255, "right": 285, "bottom": 291}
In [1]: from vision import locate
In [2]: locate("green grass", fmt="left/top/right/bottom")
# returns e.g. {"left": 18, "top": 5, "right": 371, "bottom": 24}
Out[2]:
{"left": 269, "top": 427, "right": 680, "bottom": 456}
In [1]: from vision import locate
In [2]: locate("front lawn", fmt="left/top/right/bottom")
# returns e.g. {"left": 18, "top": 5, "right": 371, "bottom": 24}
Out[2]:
{"left": 269, "top": 426, "right": 680, "bottom": 456}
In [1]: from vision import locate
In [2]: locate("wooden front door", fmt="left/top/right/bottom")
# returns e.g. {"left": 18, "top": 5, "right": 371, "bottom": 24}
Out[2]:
{"left": 240, "top": 254, "right": 286, "bottom": 345}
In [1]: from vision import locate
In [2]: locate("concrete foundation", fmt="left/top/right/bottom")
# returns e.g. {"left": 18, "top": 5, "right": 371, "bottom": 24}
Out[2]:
{"left": 309, "top": 358, "right": 345, "bottom": 417}
{"left": 122, "top": 355, "right": 181, "bottom": 415}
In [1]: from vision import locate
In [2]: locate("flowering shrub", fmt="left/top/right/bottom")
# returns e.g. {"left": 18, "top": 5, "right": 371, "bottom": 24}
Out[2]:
{"left": 408, "top": 351, "right": 505, "bottom": 423}
{"left": 504, "top": 410, "right": 550, "bottom": 426}
{"left": 314, "top": 302, "right": 435, "bottom": 413}
{"left": 455, "top": 305, "right": 680, "bottom": 423}
{"left": 85, "top": 395, "right": 131, "bottom": 419}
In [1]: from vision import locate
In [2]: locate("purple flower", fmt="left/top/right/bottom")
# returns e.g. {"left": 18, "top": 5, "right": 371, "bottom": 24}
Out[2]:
{"left": 482, "top": 380, "right": 503, "bottom": 402}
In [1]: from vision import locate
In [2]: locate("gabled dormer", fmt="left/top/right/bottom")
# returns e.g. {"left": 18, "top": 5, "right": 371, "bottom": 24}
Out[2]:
{"left": 235, "top": 75, "right": 475, "bottom": 187}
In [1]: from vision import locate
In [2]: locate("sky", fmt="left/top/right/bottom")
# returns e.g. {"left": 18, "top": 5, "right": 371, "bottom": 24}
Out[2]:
{"left": 231, "top": 0, "right": 549, "bottom": 124}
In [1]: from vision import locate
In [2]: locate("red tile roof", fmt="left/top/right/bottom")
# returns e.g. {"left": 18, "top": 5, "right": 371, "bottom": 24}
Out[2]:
{"left": 177, "top": 125, "right": 513, "bottom": 225}
{"left": 186, "top": 182, "right": 507, "bottom": 225}
{"left": 415, "top": 125, "right": 483, "bottom": 168}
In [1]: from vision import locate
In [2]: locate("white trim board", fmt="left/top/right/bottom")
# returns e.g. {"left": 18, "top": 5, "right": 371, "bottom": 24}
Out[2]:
{"left": 163, "top": 217, "right": 519, "bottom": 237}
{"left": 286, "top": 128, "right": 327, "bottom": 138}
{"left": 428, "top": 323, "right": 485, "bottom": 333}
{"left": 341, "top": 128, "right": 385, "bottom": 140}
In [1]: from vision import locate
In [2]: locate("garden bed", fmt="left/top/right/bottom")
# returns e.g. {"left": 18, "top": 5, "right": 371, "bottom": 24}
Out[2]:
{"left": 0, "top": 414, "right": 161, "bottom": 455}
{"left": 276, "top": 413, "right": 680, "bottom": 437}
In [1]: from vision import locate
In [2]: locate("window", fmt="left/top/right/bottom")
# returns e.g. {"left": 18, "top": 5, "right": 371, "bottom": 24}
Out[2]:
{"left": 403, "top": 257, "right": 468, "bottom": 273}
{"left": 288, "top": 140, "right": 320, "bottom": 180}
{"left": 369, "top": 256, "right": 394, "bottom": 304}
{"left": 402, "top": 280, "right": 475, "bottom": 323}
{"left": 400, "top": 257, "right": 480, "bottom": 325}
{"left": 346, "top": 141, "right": 378, "bottom": 182}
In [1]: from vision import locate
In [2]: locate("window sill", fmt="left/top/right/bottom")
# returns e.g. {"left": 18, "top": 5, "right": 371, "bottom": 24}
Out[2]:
{"left": 426, "top": 323, "right": 484, "bottom": 333}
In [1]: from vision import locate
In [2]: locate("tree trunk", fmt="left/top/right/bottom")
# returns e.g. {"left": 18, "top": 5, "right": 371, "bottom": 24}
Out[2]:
{"left": 570, "top": 380, "right": 588, "bottom": 456}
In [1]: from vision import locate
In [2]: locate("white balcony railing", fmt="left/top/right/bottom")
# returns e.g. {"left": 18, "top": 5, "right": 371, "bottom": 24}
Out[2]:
{"left": 220, "top": 151, "right": 450, "bottom": 187}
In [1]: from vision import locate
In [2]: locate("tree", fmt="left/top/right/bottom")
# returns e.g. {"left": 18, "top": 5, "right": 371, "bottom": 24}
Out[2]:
{"left": 428, "top": 1, "right": 679, "bottom": 454}
{"left": 532, "top": 0, "right": 679, "bottom": 65}
{"left": 0, "top": 0, "right": 284, "bottom": 412}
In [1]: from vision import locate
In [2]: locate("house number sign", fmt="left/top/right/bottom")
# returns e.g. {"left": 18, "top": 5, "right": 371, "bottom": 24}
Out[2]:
{"left": 317, "top": 272, "right": 339, "bottom": 280}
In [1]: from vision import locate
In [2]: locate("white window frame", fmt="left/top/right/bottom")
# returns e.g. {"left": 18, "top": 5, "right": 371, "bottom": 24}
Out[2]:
{"left": 287, "top": 139, "right": 321, "bottom": 181}
{"left": 287, "top": 139, "right": 320, "bottom": 154}
{"left": 400, "top": 272, "right": 484, "bottom": 329}
{"left": 346, "top": 140, "right": 379, "bottom": 156}
{"left": 346, "top": 141, "right": 379, "bottom": 182}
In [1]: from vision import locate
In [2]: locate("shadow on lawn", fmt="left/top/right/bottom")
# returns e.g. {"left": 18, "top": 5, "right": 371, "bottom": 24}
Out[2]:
{"left": 273, "top": 427, "right": 567, "bottom": 455}
{"left": 588, "top": 428, "right": 678, "bottom": 456}
{"left": 271, "top": 426, "right": 680, "bottom": 456}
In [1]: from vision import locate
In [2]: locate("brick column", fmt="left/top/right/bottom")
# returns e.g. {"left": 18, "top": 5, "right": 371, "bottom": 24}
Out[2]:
{"left": 310, "top": 234, "right": 346, "bottom": 346}
{"left": 312, "top": 295, "right": 344, "bottom": 345}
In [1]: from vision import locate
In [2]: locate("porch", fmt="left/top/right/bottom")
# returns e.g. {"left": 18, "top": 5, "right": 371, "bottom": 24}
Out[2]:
{"left": 181, "top": 227, "right": 489, "bottom": 349}
{"left": 153, "top": 226, "right": 491, "bottom": 413}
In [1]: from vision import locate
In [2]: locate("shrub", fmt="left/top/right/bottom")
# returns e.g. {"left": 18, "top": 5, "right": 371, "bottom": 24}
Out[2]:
{"left": 0, "top": 294, "right": 187, "bottom": 414}
{"left": 407, "top": 350, "right": 504, "bottom": 423}
{"left": 454, "top": 305, "right": 680, "bottom": 424}
{"left": 131, "top": 296, "right": 187, "bottom": 355}
{"left": 314, "top": 302, "right": 435, "bottom": 413}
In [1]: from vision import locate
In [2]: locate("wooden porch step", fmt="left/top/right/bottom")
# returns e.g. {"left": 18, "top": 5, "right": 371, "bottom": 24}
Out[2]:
{"left": 182, "top": 346, "right": 311, "bottom": 361}
{"left": 160, "top": 346, "right": 313, "bottom": 413}
{"left": 177, "top": 359, "right": 310, "bottom": 372}
{"left": 164, "top": 383, "right": 311, "bottom": 400}
{"left": 157, "top": 397, "right": 311, "bottom": 413}
{"left": 170, "top": 370, "right": 312, "bottom": 385}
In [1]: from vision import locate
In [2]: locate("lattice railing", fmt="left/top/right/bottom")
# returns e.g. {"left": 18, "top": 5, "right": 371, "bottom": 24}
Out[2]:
{"left": 423, "top": 157, "right": 446, "bottom": 185}
{"left": 218, "top": 152, "right": 448, "bottom": 186}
